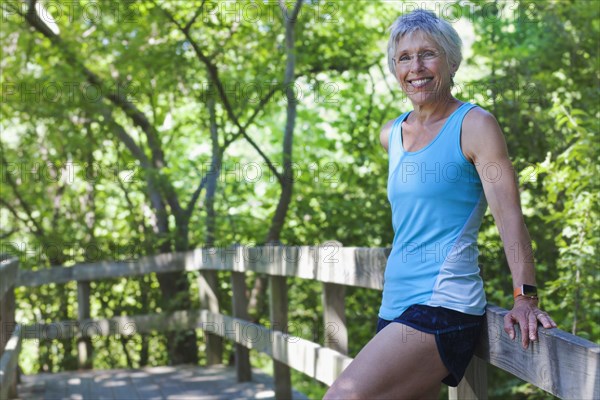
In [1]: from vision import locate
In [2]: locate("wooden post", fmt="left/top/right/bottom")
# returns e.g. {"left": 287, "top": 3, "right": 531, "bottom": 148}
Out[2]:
{"left": 77, "top": 281, "right": 92, "bottom": 369}
{"left": 231, "top": 271, "right": 251, "bottom": 382}
{"left": 0, "top": 257, "right": 19, "bottom": 397}
{"left": 269, "top": 275, "right": 291, "bottom": 400}
{"left": 1, "top": 277, "right": 16, "bottom": 351}
{"left": 198, "top": 270, "right": 223, "bottom": 365}
{"left": 320, "top": 240, "right": 348, "bottom": 355}
{"left": 1, "top": 290, "right": 18, "bottom": 398}
{"left": 322, "top": 282, "right": 348, "bottom": 355}
{"left": 7, "top": 290, "right": 17, "bottom": 398}
{"left": 0, "top": 292, "right": 5, "bottom": 357}
{"left": 449, "top": 356, "right": 487, "bottom": 400}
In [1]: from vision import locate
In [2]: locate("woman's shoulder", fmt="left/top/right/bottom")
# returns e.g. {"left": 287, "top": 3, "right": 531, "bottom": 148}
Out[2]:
{"left": 462, "top": 104, "right": 507, "bottom": 162}
{"left": 463, "top": 104, "right": 499, "bottom": 131}
{"left": 380, "top": 118, "right": 397, "bottom": 152}
{"left": 381, "top": 111, "right": 412, "bottom": 152}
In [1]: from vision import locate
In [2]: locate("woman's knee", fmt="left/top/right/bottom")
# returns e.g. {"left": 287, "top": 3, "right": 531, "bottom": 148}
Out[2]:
{"left": 325, "top": 380, "right": 441, "bottom": 400}
{"left": 323, "top": 382, "right": 363, "bottom": 400}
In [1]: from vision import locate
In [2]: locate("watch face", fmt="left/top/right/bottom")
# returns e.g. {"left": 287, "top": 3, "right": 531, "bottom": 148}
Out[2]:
{"left": 523, "top": 284, "right": 537, "bottom": 296}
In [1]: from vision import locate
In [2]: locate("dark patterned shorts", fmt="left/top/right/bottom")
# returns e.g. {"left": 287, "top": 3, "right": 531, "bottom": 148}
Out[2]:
{"left": 376, "top": 304, "right": 485, "bottom": 387}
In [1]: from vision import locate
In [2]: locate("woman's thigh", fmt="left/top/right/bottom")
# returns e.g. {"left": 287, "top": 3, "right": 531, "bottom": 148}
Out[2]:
{"left": 324, "top": 322, "right": 449, "bottom": 400}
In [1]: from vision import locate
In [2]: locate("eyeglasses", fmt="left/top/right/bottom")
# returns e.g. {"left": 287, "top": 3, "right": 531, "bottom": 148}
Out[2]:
{"left": 393, "top": 50, "right": 443, "bottom": 66}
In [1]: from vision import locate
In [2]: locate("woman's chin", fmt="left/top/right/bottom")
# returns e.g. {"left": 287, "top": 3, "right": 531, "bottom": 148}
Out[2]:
{"left": 406, "top": 92, "right": 440, "bottom": 106}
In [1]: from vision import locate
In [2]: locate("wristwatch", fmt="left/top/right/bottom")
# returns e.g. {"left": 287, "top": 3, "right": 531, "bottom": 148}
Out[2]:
{"left": 513, "top": 284, "right": 538, "bottom": 299}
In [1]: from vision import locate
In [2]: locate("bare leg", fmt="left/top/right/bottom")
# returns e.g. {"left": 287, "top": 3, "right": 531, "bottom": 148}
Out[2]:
{"left": 324, "top": 323, "right": 448, "bottom": 399}
{"left": 419, "top": 382, "right": 442, "bottom": 400}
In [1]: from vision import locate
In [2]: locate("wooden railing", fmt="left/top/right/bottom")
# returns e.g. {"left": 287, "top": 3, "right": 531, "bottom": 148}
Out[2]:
{"left": 0, "top": 256, "right": 20, "bottom": 400}
{"left": 2, "top": 245, "right": 600, "bottom": 399}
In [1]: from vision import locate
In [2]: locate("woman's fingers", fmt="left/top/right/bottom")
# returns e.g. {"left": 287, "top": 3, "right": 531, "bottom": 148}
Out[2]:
{"left": 536, "top": 311, "right": 558, "bottom": 329}
{"left": 527, "top": 311, "right": 538, "bottom": 343}
{"left": 503, "top": 311, "right": 529, "bottom": 346}
{"left": 517, "top": 312, "right": 533, "bottom": 348}
{"left": 503, "top": 312, "right": 516, "bottom": 340}
{"left": 505, "top": 307, "right": 558, "bottom": 349}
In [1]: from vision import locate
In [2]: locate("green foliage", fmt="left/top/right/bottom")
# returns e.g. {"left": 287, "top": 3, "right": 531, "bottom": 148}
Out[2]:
{"left": 530, "top": 104, "right": 600, "bottom": 340}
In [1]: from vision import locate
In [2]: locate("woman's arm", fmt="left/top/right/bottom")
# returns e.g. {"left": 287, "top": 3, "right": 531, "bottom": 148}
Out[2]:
{"left": 462, "top": 107, "right": 557, "bottom": 349}
{"left": 380, "top": 119, "right": 395, "bottom": 152}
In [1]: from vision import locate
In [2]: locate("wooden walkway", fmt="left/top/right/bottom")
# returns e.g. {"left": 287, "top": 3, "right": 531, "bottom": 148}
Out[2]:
{"left": 16, "top": 365, "right": 310, "bottom": 400}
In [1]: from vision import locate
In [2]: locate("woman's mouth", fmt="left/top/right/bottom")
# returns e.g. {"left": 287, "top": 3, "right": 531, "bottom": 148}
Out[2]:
{"left": 408, "top": 78, "right": 433, "bottom": 88}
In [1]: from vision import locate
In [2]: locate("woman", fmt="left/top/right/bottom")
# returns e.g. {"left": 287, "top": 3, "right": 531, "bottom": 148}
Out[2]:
{"left": 324, "top": 10, "right": 556, "bottom": 399}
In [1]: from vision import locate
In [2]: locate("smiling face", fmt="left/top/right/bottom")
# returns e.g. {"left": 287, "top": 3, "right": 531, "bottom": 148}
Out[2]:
{"left": 394, "top": 31, "right": 456, "bottom": 106}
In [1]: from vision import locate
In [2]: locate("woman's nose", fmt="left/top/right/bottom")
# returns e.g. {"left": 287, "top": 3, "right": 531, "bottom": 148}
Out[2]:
{"left": 409, "top": 55, "right": 425, "bottom": 72}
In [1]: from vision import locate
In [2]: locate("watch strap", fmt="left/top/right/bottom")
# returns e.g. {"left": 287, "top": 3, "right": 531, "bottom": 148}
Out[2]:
{"left": 514, "top": 284, "right": 538, "bottom": 299}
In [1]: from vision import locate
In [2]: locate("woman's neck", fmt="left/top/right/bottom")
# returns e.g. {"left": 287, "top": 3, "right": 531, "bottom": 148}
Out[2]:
{"left": 411, "top": 94, "right": 459, "bottom": 124}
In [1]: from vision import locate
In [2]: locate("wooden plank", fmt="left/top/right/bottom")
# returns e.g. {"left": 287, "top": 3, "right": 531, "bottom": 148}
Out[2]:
{"left": 0, "top": 325, "right": 21, "bottom": 400}
{"left": 77, "top": 281, "right": 92, "bottom": 369}
{"left": 198, "top": 310, "right": 353, "bottom": 387}
{"left": 448, "top": 356, "right": 487, "bottom": 400}
{"left": 0, "top": 258, "right": 18, "bottom": 299}
{"left": 198, "top": 270, "right": 223, "bottom": 365}
{"left": 322, "top": 282, "right": 348, "bottom": 354}
{"left": 315, "top": 246, "right": 387, "bottom": 290}
{"left": 20, "top": 310, "right": 203, "bottom": 340}
{"left": 315, "top": 241, "right": 345, "bottom": 285}
{"left": 8, "top": 286, "right": 16, "bottom": 353}
{"left": 476, "top": 305, "right": 600, "bottom": 399}
{"left": 0, "top": 286, "right": 17, "bottom": 398}
{"left": 244, "top": 245, "right": 388, "bottom": 290}
{"left": 0, "top": 295, "right": 6, "bottom": 351}
{"left": 14, "top": 247, "right": 391, "bottom": 290}
{"left": 231, "top": 271, "right": 251, "bottom": 382}
{"left": 246, "top": 245, "right": 314, "bottom": 280}
{"left": 16, "top": 265, "right": 74, "bottom": 288}
{"left": 19, "top": 365, "right": 311, "bottom": 400}
{"left": 0, "top": 297, "right": 2, "bottom": 363}
{"left": 19, "top": 310, "right": 354, "bottom": 387}
{"left": 16, "top": 248, "right": 227, "bottom": 288}
{"left": 1, "top": 286, "right": 16, "bottom": 359}
{"left": 270, "top": 275, "right": 291, "bottom": 400}
{"left": 234, "top": 246, "right": 387, "bottom": 289}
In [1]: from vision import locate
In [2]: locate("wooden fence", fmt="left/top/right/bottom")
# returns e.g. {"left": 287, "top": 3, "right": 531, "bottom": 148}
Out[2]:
{"left": 1, "top": 245, "right": 599, "bottom": 399}
{"left": 0, "top": 256, "right": 20, "bottom": 400}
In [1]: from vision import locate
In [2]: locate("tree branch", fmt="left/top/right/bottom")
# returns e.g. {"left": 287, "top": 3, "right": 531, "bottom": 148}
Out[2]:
{"left": 0, "top": 198, "right": 29, "bottom": 227}
{"left": 185, "top": 175, "right": 208, "bottom": 220}
{"left": 279, "top": 0, "right": 304, "bottom": 21}
{"left": 0, "top": 229, "right": 17, "bottom": 240}
{"left": 0, "top": 196, "right": 43, "bottom": 238}
{"left": 100, "top": 109, "right": 152, "bottom": 167}
{"left": 184, "top": 0, "right": 208, "bottom": 33}
{"left": 22, "top": 1, "right": 185, "bottom": 219}
{"left": 224, "top": 84, "right": 279, "bottom": 148}
{"left": 155, "top": 1, "right": 284, "bottom": 185}
{"left": 265, "top": 0, "right": 304, "bottom": 242}
{"left": 0, "top": 143, "right": 45, "bottom": 237}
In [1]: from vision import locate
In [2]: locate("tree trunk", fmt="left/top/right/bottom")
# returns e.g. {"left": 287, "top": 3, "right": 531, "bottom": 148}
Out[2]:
{"left": 199, "top": 95, "right": 224, "bottom": 364}
{"left": 248, "top": 0, "right": 304, "bottom": 321}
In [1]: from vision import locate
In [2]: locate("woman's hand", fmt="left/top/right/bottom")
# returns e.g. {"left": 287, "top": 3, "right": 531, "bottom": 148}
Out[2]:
{"left": 504, "top": 297, "right": 557, "bottom": 349}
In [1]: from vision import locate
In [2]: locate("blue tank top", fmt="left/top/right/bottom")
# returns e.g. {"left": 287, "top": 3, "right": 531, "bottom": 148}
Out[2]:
{"left": 379, "top": 102, "right": 487, "bottom": 320}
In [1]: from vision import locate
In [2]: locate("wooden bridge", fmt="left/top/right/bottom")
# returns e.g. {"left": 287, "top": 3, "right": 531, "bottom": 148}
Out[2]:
{"left": 1, "top": 246, "right": 599, "bottom": 399}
